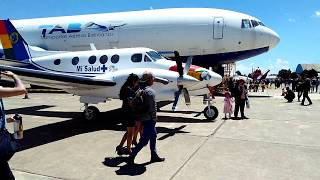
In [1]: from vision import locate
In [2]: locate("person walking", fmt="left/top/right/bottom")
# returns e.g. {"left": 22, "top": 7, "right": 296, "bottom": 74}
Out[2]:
{"left": 301, "top": 76, "right": 312, "bottom": 106}
{"left": 116, "top": 74, "right": 140, "bottom": 155}
{"left": 127, "top": 72, "right": 165, "bottom": 165}
{"left": 233, "top": 79, "right": 248, "bottom": 119}
{"left": 0, "top": 71, "right": 27, "bottom": 180}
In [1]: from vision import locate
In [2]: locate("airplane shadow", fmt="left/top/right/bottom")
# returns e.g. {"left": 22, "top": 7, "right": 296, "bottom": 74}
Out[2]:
{"left": 6, "top": 105, "right": 195, "bottom": 151}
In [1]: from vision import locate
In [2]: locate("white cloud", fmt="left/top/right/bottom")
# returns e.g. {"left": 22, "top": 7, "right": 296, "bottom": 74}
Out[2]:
{"left": 288, "top": 18, "right": 296, "bottom": 22}
{"left": 276, "top": 58, "right": 289, "bottom": 70}
{"left": 312, "top": 10, "right": 320, "bottom": 18}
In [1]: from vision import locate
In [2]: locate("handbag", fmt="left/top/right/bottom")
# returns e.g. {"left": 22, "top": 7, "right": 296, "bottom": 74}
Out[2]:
{"left": 0, "top": 129, "right": 20, "bottom": 161}
{"left": 0, "top": 99, "right": 20, "bottom": 162}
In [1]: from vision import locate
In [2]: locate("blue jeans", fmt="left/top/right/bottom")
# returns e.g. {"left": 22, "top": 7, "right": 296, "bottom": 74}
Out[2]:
{"left": 130, "top": 120, "right": 157, "bottom": 158}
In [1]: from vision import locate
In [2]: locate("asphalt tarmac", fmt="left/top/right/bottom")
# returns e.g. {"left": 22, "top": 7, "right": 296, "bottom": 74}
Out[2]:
{"left": 3, "top": 88, "right": 320, "bottom": 180}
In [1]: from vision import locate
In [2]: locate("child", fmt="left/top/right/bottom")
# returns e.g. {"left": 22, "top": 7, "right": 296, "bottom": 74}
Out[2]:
{"left": 223, "top": 89, "right": 233, "bottom": 119}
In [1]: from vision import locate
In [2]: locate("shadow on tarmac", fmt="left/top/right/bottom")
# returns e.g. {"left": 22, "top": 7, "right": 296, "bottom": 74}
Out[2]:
{"left": 7, "top": 105, "right": 197, "bottom": 151}
{"left": 103, "top": 157, "right": 150, "bottom": 176}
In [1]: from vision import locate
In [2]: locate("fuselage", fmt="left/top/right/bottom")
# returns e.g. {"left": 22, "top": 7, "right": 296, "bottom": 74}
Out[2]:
{"left": 19, "top": 47, "right": 222, "bottom": 100}
{"left": 11, "top": 8, "right": 280, "bottom": 67}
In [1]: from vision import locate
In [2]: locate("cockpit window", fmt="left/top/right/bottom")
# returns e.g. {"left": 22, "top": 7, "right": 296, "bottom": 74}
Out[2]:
{"left": 241, "top": 19, "right": 252, "bottom": 28}
{"left": 251, "top": 20, "right": 259, "bottom": 27}
{"left": 146, "top": 51, "right": 163, "bottom": 61}
{"left": 144, "top": 55, "right": 152, "bottom": 62}
{"left": 258, "top": 21, "right": 266, "bottom": 26}
{"left": 131, "top": 53, "right": 142, "bottom": 62}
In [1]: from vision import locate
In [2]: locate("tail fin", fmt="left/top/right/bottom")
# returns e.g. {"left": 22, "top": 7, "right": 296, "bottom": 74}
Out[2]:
{"left": 0, "top": 19, "right": 31, "bottom": 61}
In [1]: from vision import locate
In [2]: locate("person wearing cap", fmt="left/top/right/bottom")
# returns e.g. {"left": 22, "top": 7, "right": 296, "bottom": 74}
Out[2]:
{"left": 232, "top": 79, "right": 248, "bottom": 119}
{"left": 127, "top": 71, "right": 165, "bottom": 165}
{"left": 0, "top": 71, "right": 27, "bottom": 180}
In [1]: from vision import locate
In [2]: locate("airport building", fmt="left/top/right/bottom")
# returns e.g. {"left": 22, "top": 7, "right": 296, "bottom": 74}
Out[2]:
{"left": 296, "top": 64, "right": 320, "bottom": 75}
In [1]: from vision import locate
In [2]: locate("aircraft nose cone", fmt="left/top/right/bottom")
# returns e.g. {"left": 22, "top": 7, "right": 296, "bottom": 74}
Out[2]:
{"left": 269, "top": 29, "right": 280, "bottom": 49}
{"left": 207, "top": 71, "right": 222, "bottom": 86}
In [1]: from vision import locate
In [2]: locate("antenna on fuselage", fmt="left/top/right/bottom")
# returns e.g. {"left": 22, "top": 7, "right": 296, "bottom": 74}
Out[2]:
{"left": 90, "top": 43, "right": 97, "bottom": 50}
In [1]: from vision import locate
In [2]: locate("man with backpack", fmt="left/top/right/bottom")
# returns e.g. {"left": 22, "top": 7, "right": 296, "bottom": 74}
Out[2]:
{"left": 127, "top": 72, "right": 165, "bottom": 165}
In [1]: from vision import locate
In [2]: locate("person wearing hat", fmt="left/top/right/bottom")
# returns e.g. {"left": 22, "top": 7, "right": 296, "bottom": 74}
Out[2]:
{"left": 232, "top": 79, "right": 248, "bottom": 119}
{"left": 127, "top": 71, "right": 165, "bottom": 165}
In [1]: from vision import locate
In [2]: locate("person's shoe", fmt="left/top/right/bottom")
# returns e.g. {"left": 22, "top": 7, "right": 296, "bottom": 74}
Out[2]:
{"left": 233, "top": 116, "right": 240, "bottom": 120}
{"left": 300, "top": 103, "right": 304, "bottom": 106}
{"left": 150, "top": 156, "right": 165, "bottom": 163}
{"left": 309, "top": 102, "right": 313, "bottom": 105}
{"left": 241, "top": 116, "right": 249, "bottom": 119}
{"left": 116, "top": 145, "right": 124, "bottom": 156}
{"left": 123, "top": 147, "right": 131, "bottom": 155}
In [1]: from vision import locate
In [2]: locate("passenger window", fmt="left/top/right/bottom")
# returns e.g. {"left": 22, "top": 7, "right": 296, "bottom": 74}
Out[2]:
{"left": 54, "top": 59, "right": 61, "bottom": 65}
{"left": 144, "top": 55, "right": 152, "bottom": 62}
{"left": 111, "top": 54, "right": 119, "bottom": 64}
{"left": 131, "top": 54, "right": 142, "bottom": 62}
{"left": 241, "top": 19, "right": 252, "bottom": 28}
{"left": 99, "top": 55, "right": 108, "bottom": 64}
{"left": 88, "top": 56, "right": 96, "bottom": 64}
{"left": 72, "top": 57, "right": 79, "bottom": 65}
{"left": 251, "top": 20, "right": 259, "bottom": 27}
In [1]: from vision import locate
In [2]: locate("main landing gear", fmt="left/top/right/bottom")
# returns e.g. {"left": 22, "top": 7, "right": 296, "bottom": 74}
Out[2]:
{"left": 82, "top": 103, "right": 100, "bottom": 120}
{"left": 202, "top": 94, "right": 219, "bottom": 120}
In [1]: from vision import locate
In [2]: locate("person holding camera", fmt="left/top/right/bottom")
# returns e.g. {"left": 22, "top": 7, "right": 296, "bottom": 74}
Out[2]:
{"left": 0, "top": 71, "right": 27, "bottom": 180}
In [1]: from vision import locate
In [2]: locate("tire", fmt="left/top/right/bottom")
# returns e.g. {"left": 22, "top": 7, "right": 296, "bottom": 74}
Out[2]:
{"left": 83, "top": 106, "right": 100, "bottom": 120}
{"left": 203, "top": 106, "right": 219, "bottom": 120}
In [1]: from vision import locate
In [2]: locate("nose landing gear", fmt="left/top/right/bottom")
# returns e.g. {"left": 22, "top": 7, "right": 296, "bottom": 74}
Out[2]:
{"left": 203, "top": 94, "right": 219, "bottom": 120}
{"left": 82, "top": 103, "right": 100, "bottom": 120}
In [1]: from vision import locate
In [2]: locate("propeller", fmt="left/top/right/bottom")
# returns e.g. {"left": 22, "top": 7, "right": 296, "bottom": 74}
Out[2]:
{"left": 172, "top": 51, "right": 193, "bottom": 111}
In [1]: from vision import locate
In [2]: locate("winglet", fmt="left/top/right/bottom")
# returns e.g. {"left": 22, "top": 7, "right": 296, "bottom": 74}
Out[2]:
{"left": 0, "top": 19, "right": 31, "bottom": 61}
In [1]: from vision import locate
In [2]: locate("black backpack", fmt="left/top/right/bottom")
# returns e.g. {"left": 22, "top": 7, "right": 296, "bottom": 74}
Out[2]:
{"left": 130, "top": 89, "right": 147, "bottom": 113}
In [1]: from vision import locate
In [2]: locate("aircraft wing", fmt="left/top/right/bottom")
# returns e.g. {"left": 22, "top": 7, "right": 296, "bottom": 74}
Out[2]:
{"left": 0, "top": 65, "right": 116, "bottom": 90}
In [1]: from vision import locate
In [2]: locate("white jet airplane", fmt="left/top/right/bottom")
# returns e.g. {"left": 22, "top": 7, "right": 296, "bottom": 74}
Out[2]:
{"left": 0, "top": 19, "right": 222, "bottom": 120}
{"left": 5, "top": 8, "right": 280, "bottom": 67}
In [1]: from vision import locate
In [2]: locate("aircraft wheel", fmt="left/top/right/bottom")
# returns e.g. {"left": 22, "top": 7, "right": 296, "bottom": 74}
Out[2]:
{"left": 203, "top": 106, "right": 218, "bottom": 120}
{"left": 83, "top": 106, "right": 100, "bottom": 120}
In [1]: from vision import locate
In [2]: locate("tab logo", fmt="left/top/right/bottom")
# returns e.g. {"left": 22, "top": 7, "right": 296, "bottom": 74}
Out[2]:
{"left": 39, "top": 22, "right": 126, "bottom": 38}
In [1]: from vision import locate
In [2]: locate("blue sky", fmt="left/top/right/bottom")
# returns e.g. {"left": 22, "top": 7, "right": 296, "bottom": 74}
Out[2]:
{"left": 0, "top": 0, "right": 319, "bottom": 75}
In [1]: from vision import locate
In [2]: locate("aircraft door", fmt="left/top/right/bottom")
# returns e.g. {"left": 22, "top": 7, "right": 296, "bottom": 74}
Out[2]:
{"left": 213, "top": 17, "right": 224, "bottom": 39}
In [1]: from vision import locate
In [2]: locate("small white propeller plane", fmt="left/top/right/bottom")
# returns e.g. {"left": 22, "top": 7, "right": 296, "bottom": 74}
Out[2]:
{"left": 0, "top": 19, "right": 222, "bottom": 120}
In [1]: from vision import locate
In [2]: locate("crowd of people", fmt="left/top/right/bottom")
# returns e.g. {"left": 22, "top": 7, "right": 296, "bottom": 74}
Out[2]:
{"left": 282, "top": 75, "right": 314, "bottom": 105}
